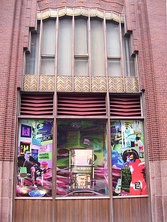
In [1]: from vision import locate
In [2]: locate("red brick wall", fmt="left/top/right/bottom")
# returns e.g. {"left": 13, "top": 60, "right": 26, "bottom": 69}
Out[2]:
{"left": 144, "top": 0, "right": 167, "bottom": 161}
{"left": 37, "top": 0, "right": 124, "bottom": 13}
{"left": 0, "top": 0, "right": 36, "bottom": 161}
{"left": 129, "top": 0, "right": 167, "bottom": 161}
{"left": 124, "top": 0, "right": 167, "bottom": 161}
{"left": 0, "top": 0, "right": 17, "bottom": 161}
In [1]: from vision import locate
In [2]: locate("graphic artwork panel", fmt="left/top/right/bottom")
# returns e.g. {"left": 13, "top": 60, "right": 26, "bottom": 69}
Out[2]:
{"left": 111, "top": 120, "right": 147, "bottom": 196}
{"left": 16, "top": 119, "right": 53, "bottom": 197}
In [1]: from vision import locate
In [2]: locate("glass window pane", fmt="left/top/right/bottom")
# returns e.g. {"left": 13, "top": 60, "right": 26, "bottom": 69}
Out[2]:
{"left": 74, "top": 59, "right": 88, "bottom": 76}
{"left": 75, "top": 17, "right": 88, "bottom": 55}
{"left": 108, "top": 59, "right": 121, "bottom": 76}
{"left": 58, "top": 17, "right": 72, "bottom": 76}
{"left": 16, "top": 119, "right": 53, "bottom": 197}
{"left": 91, "top": 19, "right": 105, "bottom": 76}
{"left": 40, "top": 20, "right": 56, "bottom": 75}
{"left": 122, "top": 31, "right": 136, "bottom": 76}
{"left": 106, "top": 21, "right": 120, "bottom": 57}
{"left": 111, "top": 120, "right": 147, "bottom": 196}
{"left": 129, "top": 59, "right": 135, "bottom": 76}
{"left": 25, "top": 24, "right": 40, "bottom": 75}
{"left": 56, "top": 120, "right": 108, "bottom": 197}
{"left": 41, "top": 58, "right": 55, "bottom": 75}
{"left": 41, "top": 20, "right": 56, "bottom": 55}
{"left": 122, "top": 36, "right": 128, "bottom": 76}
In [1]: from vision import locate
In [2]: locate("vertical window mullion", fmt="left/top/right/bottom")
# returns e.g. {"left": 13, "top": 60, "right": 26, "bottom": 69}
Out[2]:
{"left": 119, "top": 19, "right": 125, "bottom": 78}
{"left": 88, "top": 15, "right": 91, "bottom": 77}
{"left": 106, "top": 93, "right": 112, "bottom": 199}
{"left": 53, "top": 108, "right": 57, "bottom": 200}
{"left": 54, "top": 13, "right": 59, "bottom": 76}
{"left": 104, "top": 15, "right": 108, "bottom": 79}
{"left": 55, "top": 13, "right": 59, "bottom": 77}
{"left": 37, "top": 19, "right": 43, "bottom": 76}
{"left": 72, "top": 14, "right": 75, "bottom": 78}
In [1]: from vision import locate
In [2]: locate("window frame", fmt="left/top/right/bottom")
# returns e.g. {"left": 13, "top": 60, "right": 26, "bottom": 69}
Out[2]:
{"left": 15, "top": 92, "right": 148, "bottom": 200}
{"left": 24, "top": 10, "right": 137, "bottom": 78}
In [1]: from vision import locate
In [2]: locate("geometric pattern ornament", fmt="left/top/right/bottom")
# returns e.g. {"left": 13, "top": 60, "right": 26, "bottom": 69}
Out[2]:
{"left": 23, "top": 75, "right": 139, "bottom": 93}
{"left": 57, "top": 76, "right": 72, "bottom": 92}
{"left": 23, "top": 75, "right": 38, "bottom": 91}
{"left": 38, "top": 8, "right": 123, "bottom": 23}
{"left": 125, "top": 77, "right": 139, "bottom": 93}
{"left": 91, "top": 77, "right": 107, "bottom": 92}
{"left": 74, "top": 77, "right": 90, "bottom": 92}
{"left": 39, "top": 75, "right": 55, "bottom": 91}
{"left": 108, "top": 76, "right": 124, "bottom": 92}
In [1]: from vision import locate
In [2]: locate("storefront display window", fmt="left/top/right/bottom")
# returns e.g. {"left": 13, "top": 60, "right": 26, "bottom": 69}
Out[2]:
{"left": 111, "top": 120, "right": 147, "bottom": 196}
{"left": 16, "top": 118, "right": 147, "bottom": 198}
{"left": 16, "top": 119, "right": 53, "bottom": 197}
{"left": 56, "top": 120, "right": 108, "bottom": 197}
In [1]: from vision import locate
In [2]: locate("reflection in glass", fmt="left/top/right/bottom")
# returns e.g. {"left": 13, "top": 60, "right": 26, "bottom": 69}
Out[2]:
{"left": 56, "top": 120, "right": 108, "bottom": 197}
{"left": 16, "top": 119, "right": 53, "bottom": 197}
{"left": 111, "top": 120, "right": 147, "bottom": 196}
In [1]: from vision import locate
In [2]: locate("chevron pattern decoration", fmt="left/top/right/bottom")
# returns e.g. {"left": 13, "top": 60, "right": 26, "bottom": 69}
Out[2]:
{"left": 23, "top": 76, "right": 139, "bottom": 93}
{"left": 39, "top": 75, "right": 55, "bottom": 91}
{"left": 108, "top": 77, "right": 124, "bottom": 92}
{"left": 23, "top": 75, "right": 38, "bottom": 91}
{"left": 91, "top": 77, "right": 107, "bottom": 92}
{"left": 57, "top": 76, "right": 72, "bottom": 92}
{"left": 125, "top": 77, "right": 139, "bottom": 92}
{"left": 74, "top": 77, "right": 90, "bottom": 92}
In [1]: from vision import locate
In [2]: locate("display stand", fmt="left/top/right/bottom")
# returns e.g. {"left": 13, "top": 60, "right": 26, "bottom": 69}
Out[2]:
{"left": 69, "top": 149, "right": 94, "bottom": 193}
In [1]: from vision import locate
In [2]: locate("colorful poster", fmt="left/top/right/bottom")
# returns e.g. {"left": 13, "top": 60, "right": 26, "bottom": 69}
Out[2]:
{"left": 16, "top": 119, "right": 53, "bottom": 197}
{"left": 111, "top": 120, "right": 147, "bottom": 196}
{"left": 56, "top": 120, "right": 108, "bottom": 197}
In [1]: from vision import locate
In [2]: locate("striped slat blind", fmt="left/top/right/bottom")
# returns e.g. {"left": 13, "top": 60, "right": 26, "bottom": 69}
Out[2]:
{"left": 110, "top": 95, "right": 141, "bottom": 117}
{"left": 57, "top": 94, "right": 106, "bottom": 116}
{"left": 20, "top": 93, "right": 54, "bottom": 115}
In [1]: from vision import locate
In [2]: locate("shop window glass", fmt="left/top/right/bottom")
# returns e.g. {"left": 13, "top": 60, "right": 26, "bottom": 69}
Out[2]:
{"left": 16, "top": 119, "right": 53, "bottom": 197}
{"left": 56, "top": 119, "right": 108, "bottom": 197}
{"left": 111, "top": 120, "right": 147, "bottom": 196}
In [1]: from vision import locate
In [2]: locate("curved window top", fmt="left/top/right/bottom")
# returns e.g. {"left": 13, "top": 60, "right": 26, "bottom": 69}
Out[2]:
{"left": 37, "top": 7, "right": 124, "bottom": 23}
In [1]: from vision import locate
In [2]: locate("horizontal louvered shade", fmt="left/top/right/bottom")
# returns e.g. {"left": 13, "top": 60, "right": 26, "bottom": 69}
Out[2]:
{"left": 20, "top": 93, "right": 53, "bottom": 115}
{"left": 110, "top": 95, "right": 141, "bottom": 117}
{"left": 57, "top": 94, "right": 106, "bottom": 116}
